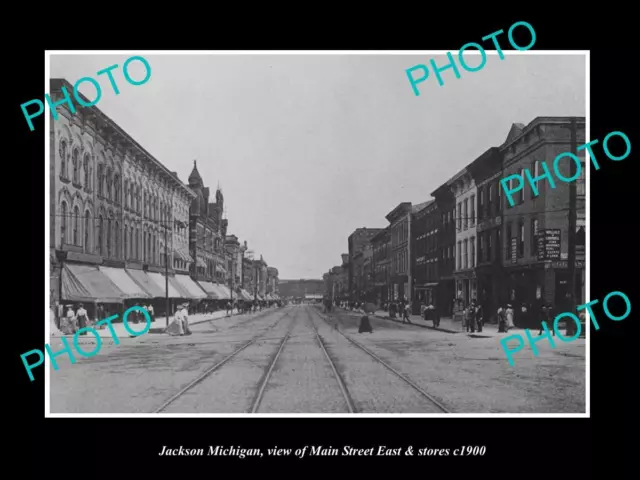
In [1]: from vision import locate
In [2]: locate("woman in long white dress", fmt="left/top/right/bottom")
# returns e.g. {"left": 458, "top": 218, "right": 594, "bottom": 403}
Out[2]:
{"left": 166, "top": 305, "right": 185, "bottom": 336}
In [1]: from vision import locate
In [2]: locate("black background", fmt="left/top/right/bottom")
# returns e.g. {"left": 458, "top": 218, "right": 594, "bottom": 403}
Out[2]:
{"left": 11, "top": 11, "right": 633, "bottom": 476}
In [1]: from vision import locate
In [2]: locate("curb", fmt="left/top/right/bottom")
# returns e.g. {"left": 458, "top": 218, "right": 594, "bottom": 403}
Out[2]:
{"left": 372, "top": 314, "right": 461, "bottom": 334}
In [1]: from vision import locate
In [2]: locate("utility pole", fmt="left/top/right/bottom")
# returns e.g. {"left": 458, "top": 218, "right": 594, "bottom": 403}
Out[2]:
{"left": 566, "top": 117, "right": 578, "bottom": 336}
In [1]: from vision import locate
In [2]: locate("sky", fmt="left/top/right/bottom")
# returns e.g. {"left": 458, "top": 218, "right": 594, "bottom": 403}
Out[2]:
{"left": 49, "top": 53, "right": 586, "bottom": 279}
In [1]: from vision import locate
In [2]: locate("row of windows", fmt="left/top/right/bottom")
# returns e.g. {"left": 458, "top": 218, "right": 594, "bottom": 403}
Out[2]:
{"left": 391, "top": 249, "right": 409, "bottom": 274}
{"left": 394, "top": 221, "right": 409, "bottom": 246}
{"left": 59, "top": 202, "right": 169, "bottom": 265}
{"left": 504, "top": 161, "right": 586, "bottom": 207}
{"left": 456, "top": 237, "right": 476, "bottom": 271}
{"left": 456, "top": 195, "right": 476, "bottom": 231}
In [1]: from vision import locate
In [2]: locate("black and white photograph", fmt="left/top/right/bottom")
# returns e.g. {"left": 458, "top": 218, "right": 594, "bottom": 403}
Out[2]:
{"left": 45, "top": 51, "right": 588, "bottom": 416}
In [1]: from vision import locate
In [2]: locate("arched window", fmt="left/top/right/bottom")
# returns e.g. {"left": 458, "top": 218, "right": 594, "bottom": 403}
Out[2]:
{"left": 130, "top": 227, "right": 134, "bottom": 260}
{"left": 98, "top": 216, "right": 103, "bottom": 255}
{"left": 83, "top": 154, "right": 90, "bottom": 189}
{"left": 72, "top": 149, "right": 80, "bottom": 185}
{"left": 84, "top": 211, "right": 90, "bottom": 251}
{"left": 73, "top": 206, "right": 79, "bottom": 245}
{"left": 123, "top": 180, "right": 128, "bottom": 208}
{"left": 124, "top": 225, "right": 128, "bottom": 259}
{"left": 107, "top": 218, "right": 112, "bottom": 257}
{"left": 136, "top": 186, "right": 141, "bottom": 213}
{"left": 60, "top": 140, "right": 68, "bottom": 179}
{"left": 106, "top": 170, "right": 113, "bottom": 201}
{"left": 114, "top": 175, "right": 120, "bottom": 204}
{"left": 152, "top": 233, "right": 156, "bottom": 264}
{"left": 143, "top": 192, "right": 147, "bottom": 218}
{"left": 97, "top": 164, "right": 103, "bottom": 196}
{"left": 60, "top": 202, "right": 67, "bottom": 245}
{"left": 135, "top": 226, "right": 139, "bottom": 260}
{"left": 115, "top": 221, "right": 120, "bottom": 258}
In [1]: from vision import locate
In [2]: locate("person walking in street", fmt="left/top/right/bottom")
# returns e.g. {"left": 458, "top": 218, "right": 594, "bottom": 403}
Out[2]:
{"left": 181, "top": 303, "right": 191, "bottom": 335}
{"left": 60, "top": 305, "right": 76, "bottom": 335}
{"left": 540, "top": 302, "right": 555, "bottom": 336}
{"left": 505, "top": 304, "right": 515, "bottom": 332}
{"left": 474, "top": 301, "right": 483, "bottom": 333}
{"left": 76, "top": 303, "right": 88, "bottom": 335}
{"left": 497, "top": 304, "right": 507, "bottom": 332}
{"left": 147, "top": 304, "right": 155, "bottom": 323}
{"left": 402, "top": 301, "right": 412, "bottom": 324}
{"left": 166, "top": 305, "right": 185, "bottom": 336}
{"left": 466, "top": 300, "right": 476, "bottom": 333}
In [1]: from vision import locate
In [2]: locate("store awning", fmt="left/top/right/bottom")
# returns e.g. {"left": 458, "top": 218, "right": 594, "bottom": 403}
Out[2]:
{"left": 126, "top": 269, "right": 165, "bottom": 298}
{"left": 100, "top": 266, "right": 150, "bottom": 299}
{"left": 265, "top": 293, "right": 273, "bottom": 301}
{"left": 237, "top": 289, "right": 252, "bottom": 301}
{"left": 168, "top": 275, "right": 191, "bottom": 298}
{"left": 61, "top": 263, "right": 124, "bottom": 304}
{"left": 214, "top": 284, "right": 231, "bottom": 300}
{"left": 196, "top": 281, "right": 222, "bottom": 299}
{"left": 174, "top": 274, "right": 206, "bottom": 299}
{"left": 146, "top": 271, "right": 183, "bottom": 298}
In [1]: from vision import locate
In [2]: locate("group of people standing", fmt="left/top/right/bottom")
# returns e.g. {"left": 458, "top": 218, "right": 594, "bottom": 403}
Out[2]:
{"left": 166, "top": 303, "right": 192, "bottom": 336}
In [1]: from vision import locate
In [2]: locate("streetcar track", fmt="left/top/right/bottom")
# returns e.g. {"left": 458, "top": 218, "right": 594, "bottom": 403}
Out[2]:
{"left": 304, "top": 308, "right": 356, "bottom": 413}
{"left": 152, "top": 310, "right": 293, "bottom": 413}
{"left": 308, "top": 306, "right": 451, "bottom": 413}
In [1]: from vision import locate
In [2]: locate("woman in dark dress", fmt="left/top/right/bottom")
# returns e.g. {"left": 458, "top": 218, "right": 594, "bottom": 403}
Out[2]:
{"left": 358, "top": 314, "right": 373, "bottom": 333}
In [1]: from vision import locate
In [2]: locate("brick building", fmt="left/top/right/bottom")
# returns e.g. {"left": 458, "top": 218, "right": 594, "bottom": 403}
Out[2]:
{"left": 347, "top": 228, "right": 383, "bottom": 301}
{"left": 499, "top": 117, "right": 586, "bottom": 318}
{"left": 411, "top": 200, "right": 439, "bottom": 314}
{"left": 431, "top": 184, "right": 456, "bottom": 316}
{"left": 371, "top": 227, "right": 391, "bottom": 305}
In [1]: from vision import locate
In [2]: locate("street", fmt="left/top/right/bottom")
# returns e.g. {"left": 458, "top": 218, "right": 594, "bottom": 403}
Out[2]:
{"left": 50, "top": 304, "right": 585, "bottom": 414}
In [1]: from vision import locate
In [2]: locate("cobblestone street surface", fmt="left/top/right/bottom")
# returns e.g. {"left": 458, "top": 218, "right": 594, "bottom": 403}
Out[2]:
{"left": 50, "top": 305, "right": 585, "bottom": 414}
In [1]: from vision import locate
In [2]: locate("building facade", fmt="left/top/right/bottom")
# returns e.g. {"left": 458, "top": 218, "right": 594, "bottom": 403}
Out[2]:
{"left": 385, "top": 203, "right": 412, "bottom": 303}
{"left": 50, "top": 78, "right": 200, "bottom": 317}
{"left": 499, "top": 117, "right": 586, "bottom": 322}
{"left": 347, "top": 228, "right": 382, "bottom": 301}
{"left": 267, "top": 266, "right": 279, "bottom": 295}
{"left": 370, "top": 227, "right": 391, "bottom": 306}
{"left": 187, "top": 161, "right": 228, "bottom": 286}
{"left": 448, "top": 168, "right": 478, "bottom": 314}
{"left": 411, "top": 200, "right": 438, "bottom": 313}
{"left": 431, "top": 184, "right": 456, "bottom": 316}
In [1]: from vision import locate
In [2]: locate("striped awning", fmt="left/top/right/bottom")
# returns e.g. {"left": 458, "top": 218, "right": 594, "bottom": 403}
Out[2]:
{"left": 173, "top": 247, "right": 194, "bottom": 263}
{"left": 173, "top": 274, "right": 206, "bottom": 299}
{"left": 197, "top": 281, "right": 222, "bottom": 300}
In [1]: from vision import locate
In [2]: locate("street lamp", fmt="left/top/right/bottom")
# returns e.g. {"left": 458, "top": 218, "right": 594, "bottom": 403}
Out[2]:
{"left": 165, "top": 219, "right": 186, "bottom": 327}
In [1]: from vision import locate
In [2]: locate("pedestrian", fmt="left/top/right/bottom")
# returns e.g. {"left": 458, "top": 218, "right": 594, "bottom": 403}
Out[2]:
{"left": 474, "top": 301, "right": 483, "bottom": 333}
{"left": 147, "top": 303, "right": 155, "bottom": 323}
{"left": 402, "top": 301, "right": 412, "bottom": 324}
{"left": 505, "top": 304, "right": 515, "bottom": 332}
{"left": 76, "top": 303, "right": 88, "bottom": 335}
{"left": 166, "top": 305, "right": 185, "bottom": 336}
{"left": 358, "top": 314, "right": 373, "bottom": 333}
{"left": 60, "top": 305, "right": 76, "bottom": 335}
{"left": 540, "top": 302, "right": 555, "bottom": 336}
{"left": 466, "top": 300, "right": 476, "bottom": 333}
{"left": 497, "top": 304, "right": 507, "bottom": 332}
{"left": 181, "top": 303, "right": 191, "bottom": 335}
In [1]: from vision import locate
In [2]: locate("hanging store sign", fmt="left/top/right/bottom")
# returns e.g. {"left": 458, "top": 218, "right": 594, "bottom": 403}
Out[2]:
{"left": 536, "top": 229, "right": 561, "bottom": 261}
{"left": 511, "top": 237, "right": 517, "bottom": 264}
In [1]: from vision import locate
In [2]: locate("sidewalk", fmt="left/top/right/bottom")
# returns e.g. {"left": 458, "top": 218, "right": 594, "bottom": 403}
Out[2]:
{"left": 50, "top": 308, "right": 260, "bottom": 343}
{"left": 335, "top": 308, "right": 530, "bottom": 339}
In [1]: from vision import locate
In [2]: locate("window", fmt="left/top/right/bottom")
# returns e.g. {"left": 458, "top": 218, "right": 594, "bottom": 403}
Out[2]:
{"left": 73, "top": 206, "right": 79, "bottom": 245}
{"left": 487, "top": 231, "right": 492, "bottom": 262}
{"left": 114, "top": 175, "right": 120, "bottom": 204}
{"left": 531, "top": 219, "right": 539, "bottom": 255}
{"left": 98, "top": 216, "right": 103, "bottom": 255}
{"left": 519, "top": 221, "right": 525, "bottom": 257}
{"left": 60, "top": 140, "right": 68, "bottom": 179}
{"left": 457, "top": 203, "right": 462, "bottom": 230}
{"left": 520, "top": 168, "right": 526, "bottom": 203}
{"left": 463, "top": 239, "right": 468, "bottom": 269}
{"left": 106, "top": 170, "right": 112, "bottom": 201}
{"left": 97, "top": 164, "right": 103, "bottom": 196}
{"left": 124, "top": 225, "right": 128, "bottom": 259}
{"left": 497, "top": 180, "right": 502, "bottom": 211}
{"left": 463, "top": 199, "right": 468, "bottom": 230}
{"left": 84, "top": 154, "right": 90, "bottom": 189}
{"left": 470, "top": 195, "right": 476, "bottom": 226}
{"left": 107, "top": 218, "right": 112, "bottom": 257}
{"left": 505, "top": 223, "right": 511, "bottom": 260}
{"left": 576, "top": 162, "right": 586, "bottom": 196}
{"left": 60, "top": 202, "right": 67, "bottom": 244}
{"left": 470, "top": 237, "right": 475, "bottom": 267}
{"left": 115, "top": 221, "right": 120, "bottom": 258}
{"left": 478, "top": 235, "right": 483, "bottom": 263}
{"left": 478, "top": 188, "right": 484, "bottom": 220}
{"left": 135, "top": 226, "right": 139, "bottom": 260}
{"left": 457, "top": 241, "right": 461, "bottom": 270}
{"left": 495, "top": 229, "right": 500, "bottom": 260}
{"left": 72, "top": 149, "right": 80, "bottom": 184}
{"left": 531, "top": 161, "right": 539, "bottom": 198}
{"left": 84, "top": 211, "right": 90, "bottom": 251}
